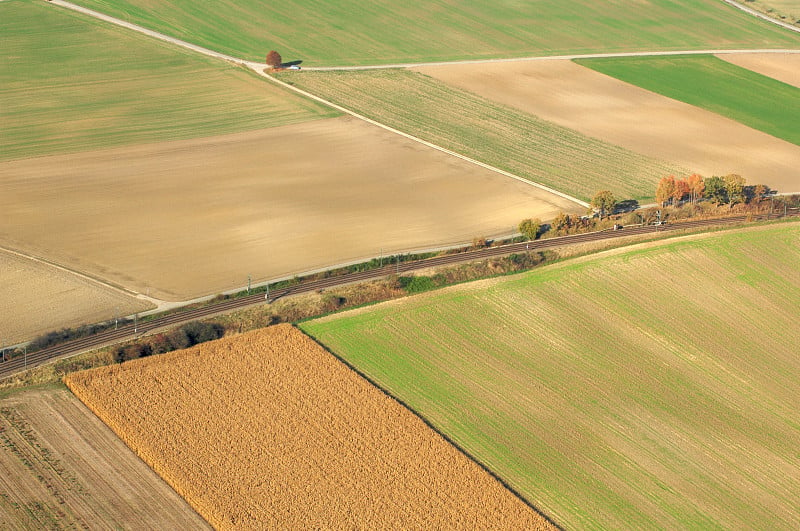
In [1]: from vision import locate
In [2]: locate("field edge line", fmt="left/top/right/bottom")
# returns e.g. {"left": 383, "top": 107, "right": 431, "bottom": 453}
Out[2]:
{"left": 250, "top": 65, "right": 589, "bottom": 208}
{"left": 296, "top": 324, "right": 563, "bottom": 530}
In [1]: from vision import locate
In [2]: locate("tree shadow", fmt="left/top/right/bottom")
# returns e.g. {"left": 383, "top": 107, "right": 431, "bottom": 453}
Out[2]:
{"left": 280, "top": 59, "right": 303, "bottom": 68}
{"left": 615, "top": 199, "right": 639, "bottom": 213}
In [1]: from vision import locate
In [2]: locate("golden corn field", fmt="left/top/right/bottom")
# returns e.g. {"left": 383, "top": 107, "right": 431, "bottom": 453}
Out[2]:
{"left": 65, "top": 324, "right": 552, "bottom": 529}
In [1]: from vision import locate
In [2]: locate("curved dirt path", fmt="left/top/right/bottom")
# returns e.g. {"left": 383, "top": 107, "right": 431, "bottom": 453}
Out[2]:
{"left": 723, "top": 0, "right": 800, "bottom": 34}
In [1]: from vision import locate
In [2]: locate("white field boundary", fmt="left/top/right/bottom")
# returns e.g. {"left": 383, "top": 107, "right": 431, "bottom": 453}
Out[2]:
{"left": 244, "top": 63, "right": 589, "bottom": 208}
{"left": 303, "top": 49, "right": 800, "bottom": 71}
{"left": 0, "top": 245, "right": 160, "bottom": 306}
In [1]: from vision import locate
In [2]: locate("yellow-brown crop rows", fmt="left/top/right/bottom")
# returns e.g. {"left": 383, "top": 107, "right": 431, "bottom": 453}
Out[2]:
{"left": 65, "top": 324, "right": 552, "bottom": 530}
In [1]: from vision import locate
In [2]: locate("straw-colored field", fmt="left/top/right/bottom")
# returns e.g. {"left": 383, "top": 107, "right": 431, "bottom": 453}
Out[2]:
{"left": 302, "top": 222, "right": 800, "bottom": 529}
{"left": 719, "top": 52, "right": 800, "bottom": 88}
{"left": 416, "top": 59, "right": 800, "bottom": 193}
{"left": 0, "top": 117, "right": 578, "bottom": 301}
{"left": 0, "top": 249, "right": 151, "bottom": 345}
{"left": 0, "top": 388, "right": 210, "bottom": 529}
{"left": 65, "top": 324, "right": 553, "bottom": 529}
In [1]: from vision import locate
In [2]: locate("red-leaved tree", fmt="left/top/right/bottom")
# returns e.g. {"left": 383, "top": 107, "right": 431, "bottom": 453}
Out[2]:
{"left": 266, "top": 50, "right": 282, "bottom": 68}
{"left": 673, "top": 177, "right": 690, "bottom": 204}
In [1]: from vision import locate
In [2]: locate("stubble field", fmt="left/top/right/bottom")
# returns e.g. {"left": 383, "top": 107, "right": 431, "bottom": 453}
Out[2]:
{"left": 302, "top": 222, "right": 800, "bottom": 529}
{"left": 66, "top": 0, "right": 800, "bottom": 64}
{"left": 0, "top": 387, "right": 209, "bottom": 529}
{"left": 0, "top": 249, "right": 151, "bottom": 345}
{"left": 280, "top": 69, "right": 683, "bottom": 201}
{"left": 0, "top": 117, "right": 578, "bottom": 302}
{"left": 65, "top": 324, "right": 554, "bottom": 529}
{"left": 416, "top": 57, "right": 800, "bottom": 193}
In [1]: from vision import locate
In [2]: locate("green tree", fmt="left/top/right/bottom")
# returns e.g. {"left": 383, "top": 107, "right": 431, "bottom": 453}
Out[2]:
{"left": 591, "top": 190, "right": 616, "bottom": 219}
{"left": 518, "top": 218, "right": 542, "bottom": 240}
{"left": 705, "top": 176, "right": 727, "bottom": 204}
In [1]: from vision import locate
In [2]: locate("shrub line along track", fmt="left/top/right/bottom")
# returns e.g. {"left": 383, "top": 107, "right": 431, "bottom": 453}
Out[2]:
{"left": 3, "top": 213, "right": 797, "bottom": 380}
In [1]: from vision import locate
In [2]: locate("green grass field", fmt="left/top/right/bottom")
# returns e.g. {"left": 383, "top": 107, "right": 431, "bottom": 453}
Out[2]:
{"left": 67, "top": 0, "right": 800, "bottom": 65}
{"left": 576, "top": 54, "right": 800, "bottom": 146}
{"left": 279, "top": 69, "right": 683, "bottom": 202}
{"left": 0, "top": 0, "right": 338, "bottom": 161}
{"left": 301, "top": 222, "right": 800, "bottom": 530}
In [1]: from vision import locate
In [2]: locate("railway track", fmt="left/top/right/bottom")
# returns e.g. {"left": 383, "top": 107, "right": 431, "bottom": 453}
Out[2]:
{"left": 1, "top": 212, "right": 795, "bottom": 380}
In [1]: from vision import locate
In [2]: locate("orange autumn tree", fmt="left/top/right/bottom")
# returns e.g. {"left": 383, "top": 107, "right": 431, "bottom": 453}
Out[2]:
{"left": 687, "top": 173, "right": 705, "bottom": 203}
{"left": 656, "top": 176, "right": 676, "bottom": 206}
{"left": 673, "top": 177, "right": 690, "bottom": 204}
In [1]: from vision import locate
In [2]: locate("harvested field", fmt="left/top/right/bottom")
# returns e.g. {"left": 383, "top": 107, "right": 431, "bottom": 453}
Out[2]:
{"left": 280, "top": 69, "right": 682, "bottom": 201}
{"left": 0, "top": 116, "right": 577, "bottom": 301}
{"left": 416, "top": 59, "right": 800, "bottom": 193}
{"left": 0, "top": 249, "right": 151, "bottom": 345}
{"left": 719, "top": 52, "right": 800, "bottom": 88}
{"left": 67, "top": 0, "right": 800, "bottom": 64}
{"left": 0, "top": 387, "right": 209, "bottom": 530}
{"left": 64, "top": 324, "right": 553, "bottom": 529}
{"left": 1, "top": 1, "right": 336, "bottom": 162}
{"left": 302, "top": 222, "right": 800, "bottom": 529}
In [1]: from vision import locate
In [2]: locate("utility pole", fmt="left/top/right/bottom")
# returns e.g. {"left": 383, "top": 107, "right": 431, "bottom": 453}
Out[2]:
{"left": 248, "top": 275, "right": 251, "bottom": 295}
{"left": 265, "top": 283, "right": 270, "bottom": 303}
{"left": 134, "top": 313, "right": 138, "bottom": 334}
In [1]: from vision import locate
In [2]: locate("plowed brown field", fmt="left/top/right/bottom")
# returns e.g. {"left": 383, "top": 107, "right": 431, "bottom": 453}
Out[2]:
{"left": 416, "top": 59, "right": 800, "bottom": 193}
{"left": 65, "top": 324, "right": 553, "bottom": 529}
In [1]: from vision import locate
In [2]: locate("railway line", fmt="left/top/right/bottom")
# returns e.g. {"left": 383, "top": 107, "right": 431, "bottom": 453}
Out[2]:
{"left": 1, "top": 212, "right": 796, "bottom": 380}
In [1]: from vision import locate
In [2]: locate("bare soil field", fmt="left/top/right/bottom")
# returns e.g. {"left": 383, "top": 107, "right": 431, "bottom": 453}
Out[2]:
{"left": 65, "top": 324, "right": 553, "bottom": 529}
{"left": 0, "top": 387, "right": 209, "bottom": 530}
{"left": 415, "top": 60, "right": 800, "bottom": 193}
{"left": 718, "top": 52, "right": 800, "bottom": 87}
{"left": 0, "top": 116, "right": 578, "bottom": 301}
{"left": 0, "top": 249, "right": 151, "bottom": 345}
